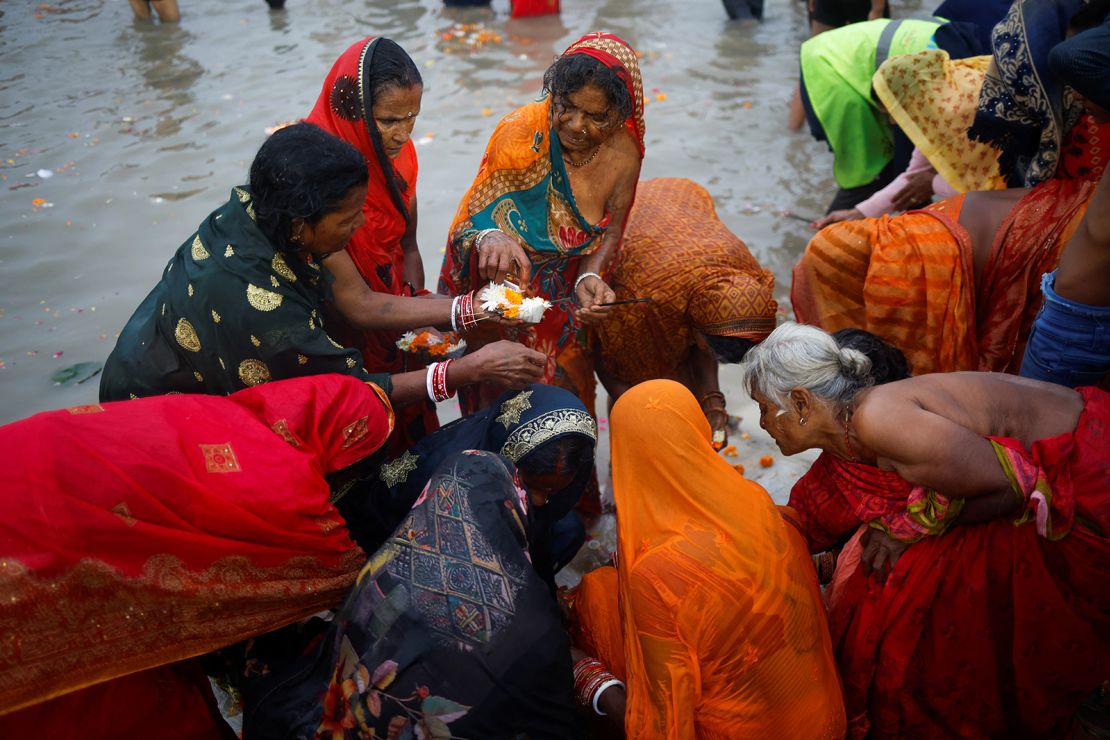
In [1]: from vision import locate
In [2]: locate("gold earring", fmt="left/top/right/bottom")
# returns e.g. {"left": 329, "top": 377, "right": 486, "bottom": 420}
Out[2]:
{"left": 799, "top": 417, "right": 807, "bottom": 426}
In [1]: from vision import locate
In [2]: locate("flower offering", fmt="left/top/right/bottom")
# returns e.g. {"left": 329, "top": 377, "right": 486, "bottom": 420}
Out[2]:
{"left": 395, "top": 330, "right": 467, "bottom": 359}
{"left": 479, "top": 281, "right": 551, "bottom": 324}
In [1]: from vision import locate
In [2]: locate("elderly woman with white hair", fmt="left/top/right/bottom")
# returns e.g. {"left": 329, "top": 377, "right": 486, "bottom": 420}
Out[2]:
{"left": 741, "top": 322, "right": 1110, "bottom": 738}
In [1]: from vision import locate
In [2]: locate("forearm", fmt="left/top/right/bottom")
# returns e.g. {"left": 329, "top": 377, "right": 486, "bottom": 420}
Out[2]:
{"left": 339, "top": 292, "right": 453, "bottom": 332}
{"left": 402, "top": 197, "right": 424, "bottom": 290}
{"left": 402, "top": 248, "right": 425, "bottom": 291}
{"left": 689, "top": 342, "right": 720, "bottom": 397}
{"left": 578, "top": 231, "right": 621, "bottom": 277}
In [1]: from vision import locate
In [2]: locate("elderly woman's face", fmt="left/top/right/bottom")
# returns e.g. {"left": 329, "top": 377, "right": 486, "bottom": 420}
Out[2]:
{"left": 553, "top": 82, "right": 621, "bottom": 154}
{"left": 372, "top": 84, "right": 422, "bottom": 160}
{"left": 752, "top": 387, "right": 812, "bottom": 456}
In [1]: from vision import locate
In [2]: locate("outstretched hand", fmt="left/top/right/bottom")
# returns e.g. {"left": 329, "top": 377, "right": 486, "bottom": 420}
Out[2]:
{"left": 466, "top": 340, "right": 545, "bottom": 388}
{"left": 860, "top": 526, "right": 910, "bottom": 583}
{"left": 477, "top": 231, "right": 532, "bottom": 285}
{"left": 812, "top": 208, "right": 864, "bottom": 229}
{"left": 575, "top": 274, "right": 616, "bottom": 325}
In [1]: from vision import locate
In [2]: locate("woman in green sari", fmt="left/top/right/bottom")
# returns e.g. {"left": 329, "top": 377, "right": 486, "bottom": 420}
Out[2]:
{"left": 101, "top": 123, "right": 544, "bottom": 411}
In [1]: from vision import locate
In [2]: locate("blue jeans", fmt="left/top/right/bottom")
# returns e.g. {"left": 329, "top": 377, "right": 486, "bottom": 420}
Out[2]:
{"left": 1020, "top": 271, "right": 1110, "bottom": 388}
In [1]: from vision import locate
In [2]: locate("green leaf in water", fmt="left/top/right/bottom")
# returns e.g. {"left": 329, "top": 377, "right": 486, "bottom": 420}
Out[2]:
{"left": 50, "top": 361, "right": 103, "bottom": 387}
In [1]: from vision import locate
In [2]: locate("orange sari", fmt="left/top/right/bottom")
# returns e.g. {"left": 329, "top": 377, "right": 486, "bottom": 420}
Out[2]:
{"left": 573, "top": 380, "right": 845, "bottom": 739}
{"left": 793, "top": 179, "right": 1095, "bottom": 375}
{"left": 439, "top": 32, "right": 645, "bottom": 415}
{"left": 593, "top": 178, "right": 777, "bottom": 385}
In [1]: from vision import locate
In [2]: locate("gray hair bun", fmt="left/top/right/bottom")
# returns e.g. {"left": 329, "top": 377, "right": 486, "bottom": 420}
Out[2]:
{"left": 838, "top": 346, "right": 871, "bottom": 379}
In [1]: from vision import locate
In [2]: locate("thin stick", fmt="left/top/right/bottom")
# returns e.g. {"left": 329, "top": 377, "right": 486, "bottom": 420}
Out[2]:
{"left": 783, "top": 212, "right": 817, "bottom": 224}
{"left": 596, "top": 297, "right": 653, "bottom": 307}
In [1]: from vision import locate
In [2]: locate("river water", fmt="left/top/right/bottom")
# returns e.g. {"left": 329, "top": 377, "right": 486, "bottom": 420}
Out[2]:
{"left": 0, "top": 0, "right": 921, "bottom": 500}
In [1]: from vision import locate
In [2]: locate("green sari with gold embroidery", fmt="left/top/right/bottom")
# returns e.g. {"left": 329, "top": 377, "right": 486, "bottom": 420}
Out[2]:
{"left": 101, "top": 187, "right": 390, "bottom": 401}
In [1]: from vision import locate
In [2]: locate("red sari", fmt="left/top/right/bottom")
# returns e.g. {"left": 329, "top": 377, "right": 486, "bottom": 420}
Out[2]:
{"left": 0, "top": 374, "right": 392, "bottom": 727}
{"left": 814, "top": 388, "right": 1110, "bottom": 738}
{"left": 305, "top": 37, "right": 438, "bottom": 453}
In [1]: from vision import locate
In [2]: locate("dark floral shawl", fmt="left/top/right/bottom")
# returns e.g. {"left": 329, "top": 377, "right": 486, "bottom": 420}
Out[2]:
{"left": 243, "top": 451, "right": 580, "bottom": 739}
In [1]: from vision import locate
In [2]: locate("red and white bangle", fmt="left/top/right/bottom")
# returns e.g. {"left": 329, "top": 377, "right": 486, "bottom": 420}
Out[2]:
{"left": 453, "top": 290, "right": 481, "bottom": 331}
{"left": 426, "top": 359, "right": 455, "bottom": 403}
{"left": 573, "top": 656, "right": 622, "bottom": 715}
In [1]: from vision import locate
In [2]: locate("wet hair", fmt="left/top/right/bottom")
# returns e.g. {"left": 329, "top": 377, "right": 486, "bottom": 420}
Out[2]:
{"left": 741, "top": 322, "right": 872, "bottom": 408}
{"left": 543, "top": 53, "right": 632, "bottom": 123}
{"left": 831, "top": 328, "right": 911, "bottom": 385}
{"left": 516, "top": 434, "right": 595, "bottom": 487}
{"left": 368, "top": 38, "right": 422, "bottom": 100}
{"left": 704, "top": 334, "right": 757, "bottom": 364}
{"left": 249, "top": 123, "right": 368, "bottom": 253}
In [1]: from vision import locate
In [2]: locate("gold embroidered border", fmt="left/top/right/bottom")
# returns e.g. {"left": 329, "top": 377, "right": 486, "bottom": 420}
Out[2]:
{"left": 0, "top": 550, "right": 363, "bottom": 715}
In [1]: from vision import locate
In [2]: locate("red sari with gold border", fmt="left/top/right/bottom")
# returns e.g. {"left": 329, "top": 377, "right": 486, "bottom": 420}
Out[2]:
{"left": 0, "top": 374, "right": 392, "bottom": 719}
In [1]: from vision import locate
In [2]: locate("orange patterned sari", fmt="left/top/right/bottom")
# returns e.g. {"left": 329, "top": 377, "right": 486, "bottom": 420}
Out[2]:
{"left": 592, "top": 178, "right": 776, "bottom": 385}
{"left": 439, "top": 32, "right": 645, "bottom": 414}
{"left": 0, "top": 374, "right": 393, "bottom": 716}
{"left": 793, "top": 178, "right": 1095, "bottom": 374}
{"left": 572, "top": 381, "right": 845, "bottom": 739}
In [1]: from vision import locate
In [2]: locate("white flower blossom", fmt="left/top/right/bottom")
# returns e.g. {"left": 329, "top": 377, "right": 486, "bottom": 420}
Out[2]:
{"left": 518, "top": 296, "right": 551, "bottom": 323}
{"left": 479, "top": 281, "right": 510, "bottom": 312}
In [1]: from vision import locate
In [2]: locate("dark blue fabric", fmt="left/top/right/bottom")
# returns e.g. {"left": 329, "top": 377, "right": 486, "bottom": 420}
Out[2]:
{"left": 244, "top": 452, "right": 580, "bottom": 740}
{"left": 933, "top": 0, "right": 1012, "bottom": 51}
{"left": 336, "top": 384, "right": 596, "bottom": 583}
{"left": 1021, "top": 271, "right": 1110, "bottom": 388}
{"left": 968, "top": 0, "right": 1088, "bottom": 186}
{"left": 1049, "top": 14, "right": 1110, "bottom": 111}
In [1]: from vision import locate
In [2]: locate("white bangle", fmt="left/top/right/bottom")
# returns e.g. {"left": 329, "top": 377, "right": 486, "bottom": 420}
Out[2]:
{"left": 591, "top": 678, "right": 624, "bottom": 716}
{"left": 425, "top": 363, "right": 436, "bottom": 403}
{"left": 474, "top": 228, "right": 500, "bottom": 252}
{"left": 574, "top": 271, "right": 602, "bottom": 291}
{"left": 449, "top": 295, "right": 460, "bottom": 333}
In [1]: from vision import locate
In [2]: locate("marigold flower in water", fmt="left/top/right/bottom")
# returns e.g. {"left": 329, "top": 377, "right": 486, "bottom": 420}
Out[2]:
{"left": 759, "top": 455, "right": 774, "bottom": 467}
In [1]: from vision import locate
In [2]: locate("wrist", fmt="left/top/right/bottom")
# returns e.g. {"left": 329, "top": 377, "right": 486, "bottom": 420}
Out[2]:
{"left": 448, "top": 354, "right": 476, "bottom": 390}
{"left": 575, "top": 271, "right": 602, "bottom": 291}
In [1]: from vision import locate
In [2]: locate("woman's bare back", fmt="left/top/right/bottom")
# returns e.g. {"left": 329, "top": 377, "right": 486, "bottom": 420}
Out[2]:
{"left": 862, "top": 372, "right": 1083, "bottom": 451}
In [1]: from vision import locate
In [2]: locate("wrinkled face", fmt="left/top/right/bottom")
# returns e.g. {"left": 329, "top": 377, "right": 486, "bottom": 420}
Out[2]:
{"left": 371, "top": 84, "right": 422, "bottom": 159}
{"left": 299, "top": 184, "right": 366, "bottom": 255}
{"left": 519, "top": 460, "right": 576, "bottom": 508}
{"left": 552, "top": 82, "right": 621, "bottom": 152}
{"left": 751, "top": 387, "right": 810, "bottom": 456}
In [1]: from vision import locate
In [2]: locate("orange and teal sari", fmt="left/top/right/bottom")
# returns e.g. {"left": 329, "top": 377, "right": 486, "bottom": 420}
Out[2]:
{"left": 439, "top": 32, "right": 645, "bottom": 414}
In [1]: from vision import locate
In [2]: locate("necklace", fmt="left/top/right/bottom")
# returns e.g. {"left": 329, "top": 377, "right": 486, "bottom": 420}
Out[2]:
{"left": 843, "top": 407, "right": 860, "bottom": 462}
{"left": 566, "top": 144, "right": 601, "bottom": 168}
